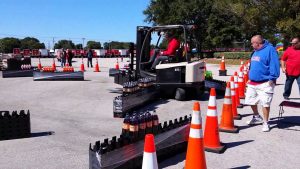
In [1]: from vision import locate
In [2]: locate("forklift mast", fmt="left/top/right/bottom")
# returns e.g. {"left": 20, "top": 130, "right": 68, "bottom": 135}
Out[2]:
{"left": 135, "top": 26, "right": 151, "bottom": 78}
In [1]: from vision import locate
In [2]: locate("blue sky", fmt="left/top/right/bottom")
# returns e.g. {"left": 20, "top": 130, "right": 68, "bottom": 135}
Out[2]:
{"left": 0, "top": 0, "right": 151, "bottom": 48}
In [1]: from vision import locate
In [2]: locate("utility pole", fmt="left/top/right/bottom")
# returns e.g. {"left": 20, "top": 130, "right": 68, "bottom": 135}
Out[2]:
{"left": 82, "top": 38, "right": 85, "bottom": 49}
{"left": 52, "top": 37, "right": 55, "bottom": 50}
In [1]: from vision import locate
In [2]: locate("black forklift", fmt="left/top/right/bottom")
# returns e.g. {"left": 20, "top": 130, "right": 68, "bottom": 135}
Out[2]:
{"left": 113, "top": 25, "right": 206, "bottom": 100}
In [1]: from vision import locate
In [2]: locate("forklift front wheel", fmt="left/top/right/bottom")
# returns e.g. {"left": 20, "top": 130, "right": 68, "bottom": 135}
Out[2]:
{"left": 175, "top": 88, "right": 186, "bottom": 101}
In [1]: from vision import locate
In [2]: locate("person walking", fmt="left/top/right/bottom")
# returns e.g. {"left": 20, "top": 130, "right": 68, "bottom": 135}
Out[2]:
{"left": 281, "top": 37, "right": 300, "bottom": 100}
{"left": 61, "top": 49, "right": 66, "bottom": 67}
{"left": 86, "top": 49, "right": 93, "bottom": 68}
{"left": 67, "top": 49, "right": 73, "bottom": 66}
{"left": 245, "top": 35, "right": 280, "bottom": 132}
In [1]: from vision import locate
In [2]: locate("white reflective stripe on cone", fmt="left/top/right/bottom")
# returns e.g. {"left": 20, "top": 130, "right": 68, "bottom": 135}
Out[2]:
{"left": 208, "top": 96, "right": 216, "bottom": 106}
{"left": 189, "top": 128, "right": 203, "bottom": 138}
{"left": 142, "top": 152, "right": 158, "bottom": 169}
{"left": 207, "top": 109, "right": 217, "bottom": 116}
{"left": 224, "top": 98, "right": 232, "bottom": 104}
{"left": 192, "top": 111, "right": 202, "bottom": 125}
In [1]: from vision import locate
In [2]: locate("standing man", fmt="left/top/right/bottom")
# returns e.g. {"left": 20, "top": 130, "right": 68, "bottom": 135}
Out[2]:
{"left": 61, "top": 48, "right": 66, "bottom": 67}
{"left": 86, "top": 49, "right": 93, "bottom": 68}
{"left": 281, "top": 37, "right": 300, "bottom": 100}
{"left": 67, "top": 49, "right": 73, "bottom": 66}
{"left": 245, "top": 35, "right": 280, "bottom": 132}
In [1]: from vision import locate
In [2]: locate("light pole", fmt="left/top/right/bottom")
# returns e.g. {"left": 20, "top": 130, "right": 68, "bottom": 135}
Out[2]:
{"left": 82, "top": 38, "right": 85, "bottom": 49}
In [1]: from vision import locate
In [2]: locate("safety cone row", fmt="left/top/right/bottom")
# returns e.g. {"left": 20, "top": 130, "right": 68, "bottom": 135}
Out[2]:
{"left": 230, "top": 76, "right": 241, "bottom": 120}
{"left": 203, "top": 88, "right": 226, "bottom": 153}
{"left": 115, "top": 58, "right": 120, "bottom": 70}
{"left": 94, "top": 58, "right": 100, "bottom": 72}
{"left": 80, "top": 58, "right": 85, "bottom": 72}
{"left": 185, "top": 102, "right": 207, "bottom": 169}
{"left": 38, "top": 58, "right": 42, "bottom": 70}
{"left": 238, "top": 67, "right": 245, "bottom": 99}
{"left": 220, "top": 82, "right": 239, "bottom": 133}
{"left": 142, "top": 134, "right": 158, "bottom": 169}
{"left": 219, "top": 55, "right": 227, "bottom": 76}
{"left": 234, "top": 72, "right": 243, "bottom": 108}
{"left": 52, "top": 58, "right": 56, "bottom": 71}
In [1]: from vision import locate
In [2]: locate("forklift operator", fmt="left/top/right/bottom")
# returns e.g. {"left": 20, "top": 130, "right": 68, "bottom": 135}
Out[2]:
{"left": 148, "top": 32, "right": 180, "bottom": 70}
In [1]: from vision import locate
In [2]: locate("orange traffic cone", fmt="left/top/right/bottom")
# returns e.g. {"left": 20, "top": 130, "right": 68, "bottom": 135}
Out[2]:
{"left": 219, "top": 55, "right": 227, "bottom": 76}
{"left": 234, "top": 72, "right": 243, "bottom": 108}
{"left": 38, "top": 58, "right": 42, "bottom": 70}
{"left": 204, "top": 88, "right": 226, "bottom": 153}
{"left": 230, "top": 76, "right": 241, "bottom": 120}
{"left": 52, "top": 58, "right": 56, "bottom": 71}
{"left": 238, "top": 67, "right": 245, "bottom": 99}
{"left": 185, "top": 102, "right": 207, "bottom": 169}
{"left": 80, "top": 58, "right": 85, "bottom": 72}
{"left": 220, "top": 82, "right": 239, "bottom": 133}
{"left": 240, "top": 59, "right": 244, "bottom": 67}
{"left": 115, "top": 58, "right": 119, "bottom": 70}
{"left": 94, "top": 58, "right": 100, "bottom": 72}
{"left": 142, "top": 134, "right": 158, "bottom": 169}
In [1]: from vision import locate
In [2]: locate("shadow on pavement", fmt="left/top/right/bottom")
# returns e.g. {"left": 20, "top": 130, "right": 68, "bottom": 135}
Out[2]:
{"left": 31, "top": 131, "right": 55, "bottom": 138}
{"left": 240, "top": 113, "right": 253, "bottom": 118}
{"left": 225, "top": 140, "right": 254, "bottom": 149}
{"left": 239, "top": 124, "right": 260, "bottom": 130}
{"left": 158, "top": 152, "right": 185, "bottom": 169}
{"left": 269, "top": 116, "right": 300, "bottom": 131}
{"left": 230, "top": 165, "right": 251, "bottom": 169}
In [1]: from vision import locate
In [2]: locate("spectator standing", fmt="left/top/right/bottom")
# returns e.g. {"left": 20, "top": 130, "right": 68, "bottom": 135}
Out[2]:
{"left": 67, "top": 49, "right": 73, "bottom": 66}
{"left": 245, "top": 35, "right": 280, "bottom": 132}
{"left": 86, "top": 49, "right": 93, "bottom": 68}
{"left": 61, "top": 49, "right": 66, "bottom": 67}
{"left": 281, "top": 37, "right": 300, "bottom": 100}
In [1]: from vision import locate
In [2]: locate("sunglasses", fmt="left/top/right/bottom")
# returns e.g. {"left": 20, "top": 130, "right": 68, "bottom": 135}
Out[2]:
{"left": 290, "top": 42, "right": 299, "bottom": 45}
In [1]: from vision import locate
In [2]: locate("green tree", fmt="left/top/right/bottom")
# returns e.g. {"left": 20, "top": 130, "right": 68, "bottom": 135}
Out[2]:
{"left": 20, "top": 37, "right": 45, "bottom": 50}
{"left": 54, "top": 40, "right": 75, "bottom": 49}
{"left": 0, "top": 37, "right": 21, "bottom": 53}
{"left": 75, "top": 44, "right": 83, "bottom": 49}
{"left": 86, "top": 41, "right": 101, "bottom": 49}
{"left": 103, "top": 42, "right": 109, "bottom": 50}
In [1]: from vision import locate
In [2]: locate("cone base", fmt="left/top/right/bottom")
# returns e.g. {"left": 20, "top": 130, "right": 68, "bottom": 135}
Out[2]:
{"left": 239, "top": 96, "right": 245, "bottom": 99}
{"left": 94, "top": 70, "right": 100, "bottom": 72}
{"left": 204, "top": 142, "right": 226, "bottom": 154}
{"left": 237, "top": 104, "right": 244, "bottom": 108}
{"left": 234, "top": 114, "right": 242, "bottom": 120}
{"left": 219, "top": 126, "right": 239, "bottom": 133}
{"left": 219, "top": 70, "right": 227, "bottom": 76}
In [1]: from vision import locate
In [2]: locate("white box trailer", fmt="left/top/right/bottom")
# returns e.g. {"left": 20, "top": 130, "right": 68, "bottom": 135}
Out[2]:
{"left": 39, "top": 49, "right": 49, "bottom": 57}
{"left": 118, "top": 49, "right": 128, "bottom": 56}
{"left": 99, "top": 49, "right": 106, "bottom": 56}
{"left": 92, "top": 49, "right": 100, "bottom": 56}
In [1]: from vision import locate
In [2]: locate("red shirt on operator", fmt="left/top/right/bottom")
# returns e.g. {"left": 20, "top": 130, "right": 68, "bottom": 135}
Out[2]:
{"left": 281, "top": 46, "right": 300, "bottom": 76}
{"left": 161, "top": 38, "right": 180, "bottom": 56}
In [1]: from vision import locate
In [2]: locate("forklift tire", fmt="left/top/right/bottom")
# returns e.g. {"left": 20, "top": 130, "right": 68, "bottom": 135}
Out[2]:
{"left": 175, "top": 88, "right": 186, "bottom": 101}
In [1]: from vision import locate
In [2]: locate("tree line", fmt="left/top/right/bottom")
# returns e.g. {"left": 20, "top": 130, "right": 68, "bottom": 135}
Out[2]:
{"left": 143, "top": 0, "right": 300, "bottom": 51}
{"left": 0, "top": 37, "right": 132, "bottom": 53}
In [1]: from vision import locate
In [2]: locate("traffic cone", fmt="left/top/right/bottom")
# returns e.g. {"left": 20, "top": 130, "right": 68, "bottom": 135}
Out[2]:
{"left": 230, "top": 76, "right": 241, "bottom": 120}
{"left": 142, "top": 134, "right": 158, "bottom": 169}
{"left": 238, "top": 67, "right": 245, "bottom": 99}
{"left": 94, "top": 58, "right": 100, "bottom": 72}
{"left": 80, "top": 58, "right": 85, "bottom": 72}
{"left": 38, "top": 58, "right": 42, "bottom": 70}
{"left": 219, "top": 82, "right": 239, "bottom": 133}
{"left": 185, "top": 102, "right": 207, "bottom": 169}
{"left": 240, "top": 60, "right": 244, "bottom": 67}
{"left": 204, "top": 88, "right": 226, "bottom": 153}
{"left": 219, "top": 55, "right": 227, "bottom": 76}
{"left": 115, "top": 58, "right": 120, "bottom": 70}
{"left": 234, "top": 72, "right": 243, "bottom": 108}
{"left": 52, "top": 58, "right": 56, "bottom": 71}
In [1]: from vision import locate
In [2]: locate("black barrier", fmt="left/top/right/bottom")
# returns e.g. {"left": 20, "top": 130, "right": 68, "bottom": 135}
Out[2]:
{"left": 205, "top": 79, "right": 227, "bottom": 94}
{"left": 0, "top": 110, "right": 31, "bottom": 141}
{"left": 113, "top": 86, "right": 158, "bottom": 118}
{"left": 33, "top": 71, "right": 84, "bottom": 81}
{"left": 2, "top": 69, "right": 33, "bottom": 78}
{"left": 89, "top": 115, "right": 191, "bottom": 169}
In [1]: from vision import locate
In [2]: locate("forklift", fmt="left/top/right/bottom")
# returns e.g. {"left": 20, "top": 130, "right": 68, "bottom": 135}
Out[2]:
{"left": 114, "top": 25, "right": 206, "bottom": 100}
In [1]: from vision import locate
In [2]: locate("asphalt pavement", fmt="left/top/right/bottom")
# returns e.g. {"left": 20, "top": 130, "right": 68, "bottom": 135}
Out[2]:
{"left": 0, "top": 58, "right": 299, "bottom": 169}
